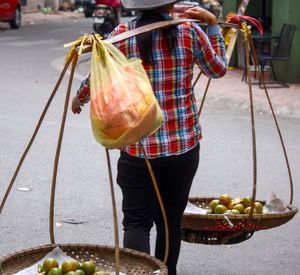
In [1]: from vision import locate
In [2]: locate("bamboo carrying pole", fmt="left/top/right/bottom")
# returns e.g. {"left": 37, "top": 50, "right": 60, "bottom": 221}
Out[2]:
{"left": 0, "top": 20, "right": 234, "bottom": 275}
{"left": 105, "top": 150, "right": 120, "bottom": 274}
{"left": 49, "top": 52, "right": 78, "bottom": 244}
{"left": 0, "top": 18, "right": 295, "bottom": 272}
{"left": 0, "top": 19, "right": 240, "bottom": 217}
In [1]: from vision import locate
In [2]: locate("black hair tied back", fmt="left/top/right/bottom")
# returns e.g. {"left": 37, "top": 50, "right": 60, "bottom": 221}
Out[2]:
{"left": 136, "top": 11, "right": 178, "bottom": 65}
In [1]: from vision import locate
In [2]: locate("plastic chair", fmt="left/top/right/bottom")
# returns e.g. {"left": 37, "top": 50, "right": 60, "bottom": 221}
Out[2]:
{"left": 256, "top": 23, "right": 296, "bottom": 88}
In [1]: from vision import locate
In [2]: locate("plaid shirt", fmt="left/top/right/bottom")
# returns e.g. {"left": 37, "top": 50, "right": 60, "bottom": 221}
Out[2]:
{"left": 76, "top": 21, "right": 227, "bottom": 158}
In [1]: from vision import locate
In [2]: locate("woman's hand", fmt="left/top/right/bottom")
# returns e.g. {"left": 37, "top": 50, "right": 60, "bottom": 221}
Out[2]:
{"left": 185, "top": 7, "right": 218, "bottom": 25}
{"left": 71, "top": 96, "right": 82, "bottom": 114}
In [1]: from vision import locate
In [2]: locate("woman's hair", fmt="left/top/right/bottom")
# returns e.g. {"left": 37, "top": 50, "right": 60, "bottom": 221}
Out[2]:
{"left": 135, "top": 10, "right": 178, "bottom": 65}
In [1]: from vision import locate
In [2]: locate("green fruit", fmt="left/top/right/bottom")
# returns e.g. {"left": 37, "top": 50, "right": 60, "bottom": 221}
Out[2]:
{"left": 42, "top": 258, "right": 59, "bottom": 273}
{"left": 219, "top": 194, "right": 232, "bottom": 207}
{"left": 206, "top": 208, "right": 213, "bottom": 214}
{"left": 228, "top": 197, "right": 242, "bottom": 209}
{"left": 241, "top": 196, "right": 252, "bottom": 208}
{"left": 82, "top": 261, "right": 96, "bottom": 275}
{"left": 208, "top": 199, "right": 219, "bottom": 212}
{"left": 62, "top": 260, "right": 80, "bottom": 274}
{"left": 231, "top": 209, "right": 240, "bottom": 214}
{"left": 244, "top": 207, "right": 257, "bottom": 214}
{"left": 215, "top": 204, "right": 227, "bottom": 214}
{"left": 228, "top": 201, "right": 235, "bottom": 210}
{"left": 254, "top": 201, "right": 263, "bottom": 214}
{"left": 93, "top": 271, "right": 110, "bottom": 275}
{"left": 76, "top": 270, "right": 85, "bottom": 275}
{"left": 37, "top": 264, "right": 45, "bottom": 273}
{"left": 48, "top": 268, "right": 63, "bottom": 275}
{"left": 233, "top": 203, "right": 245, "bottom": 214}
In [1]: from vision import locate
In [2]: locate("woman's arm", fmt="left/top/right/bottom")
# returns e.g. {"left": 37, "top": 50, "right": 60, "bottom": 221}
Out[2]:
{"left": 185, "top": 7, "right": 227, "bottom": 78}
{"left": 71, "top": 73, "right": 90, "bottom": 114}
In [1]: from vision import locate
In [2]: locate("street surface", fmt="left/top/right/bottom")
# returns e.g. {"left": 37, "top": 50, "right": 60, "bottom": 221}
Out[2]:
{"left": 0, "top": 18, "right": 300, "bottom": 274}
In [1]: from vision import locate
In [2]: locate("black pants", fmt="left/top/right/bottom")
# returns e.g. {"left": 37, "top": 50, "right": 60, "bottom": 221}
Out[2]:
{"left": 117, "top": 144, "right": 200, "bottom": 275}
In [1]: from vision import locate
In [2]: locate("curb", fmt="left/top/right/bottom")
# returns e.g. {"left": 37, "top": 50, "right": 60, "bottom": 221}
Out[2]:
{"left": 22, "top": 11, "right": 85, "bottom": 26}
{"left": 193, "top": 69, "right": 300, "bottom": 119}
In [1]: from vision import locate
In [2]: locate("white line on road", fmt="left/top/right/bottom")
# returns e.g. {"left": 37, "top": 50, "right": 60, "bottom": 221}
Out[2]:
{"left": 51, "top": 55, "right": 87, "bottom": 82}
{"left": 0, "top": 114, "right": 90, "bottom": 129}
{"left": 0, "top": 36, "right": 20, "bottom": 42}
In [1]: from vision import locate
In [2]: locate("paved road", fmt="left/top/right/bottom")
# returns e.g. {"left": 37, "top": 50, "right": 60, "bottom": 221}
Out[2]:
{"left": 0, "top": 19, "right": 299, "bottom": 275}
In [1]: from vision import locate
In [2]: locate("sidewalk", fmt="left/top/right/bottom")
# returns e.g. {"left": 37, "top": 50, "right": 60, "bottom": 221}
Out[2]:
{"left": 20, "top": 11, "right": 300, "bottom": 118}
{"left": 195, "top": 68, "right": 300, "bottom": 118}
{"left": 22, "top": 10, "right": 84, "bottom": 26}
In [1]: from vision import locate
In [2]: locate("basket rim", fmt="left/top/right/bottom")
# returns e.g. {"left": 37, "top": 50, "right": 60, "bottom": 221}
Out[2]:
{"left": 184, "top": 197, "right": 298, "bottom": 220}
{"left": 0, "top": 243, "right": 168, "bottom": 273}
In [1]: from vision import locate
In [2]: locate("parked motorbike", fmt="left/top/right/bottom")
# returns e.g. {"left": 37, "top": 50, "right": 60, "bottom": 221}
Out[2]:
{"left": 92, "top": 4, "right": 118, "bottom": 38}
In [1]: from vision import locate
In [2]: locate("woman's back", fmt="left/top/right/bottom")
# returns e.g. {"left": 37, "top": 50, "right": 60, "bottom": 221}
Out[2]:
{"left": 111, "top": 20, "right": 227, "bottom": 158}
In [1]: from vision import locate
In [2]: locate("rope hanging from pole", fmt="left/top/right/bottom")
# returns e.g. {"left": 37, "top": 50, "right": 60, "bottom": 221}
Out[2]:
{"left": 49, "top": 51, "right": 78, "bottom": 244}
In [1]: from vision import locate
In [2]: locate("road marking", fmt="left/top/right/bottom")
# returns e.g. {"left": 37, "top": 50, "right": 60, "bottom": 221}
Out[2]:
{"left": 51, "top": 55, "right": 87, "bottom": 81}
{"left": 0, "top": 114, "right": 90, "bottom": 128}
{"left": 0, "top": 36, "right": 20, "bottom": 42}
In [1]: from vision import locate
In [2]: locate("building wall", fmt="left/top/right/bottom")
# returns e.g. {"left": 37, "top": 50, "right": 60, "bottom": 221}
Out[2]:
{"left": 272, "top": 0, "right": 300, "bottom": 83}
{"left": 22, "top": 0, "right": 45, "bottom": 12}
{"left": 22, "top": 0, "right": 62, "bottom": 12}
{"left": 223, "top": 0, "right": 300, "bottom": 83}
{"left": 222, "top": 0, "right": 238, "bottom": 18}
{"left": 222, "top": 0, "right": 238, "bottom": 67}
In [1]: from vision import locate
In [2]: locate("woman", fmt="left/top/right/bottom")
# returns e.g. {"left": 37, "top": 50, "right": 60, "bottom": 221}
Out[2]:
{"left": 72, "top": 1, "right": 227, "bottom": 274}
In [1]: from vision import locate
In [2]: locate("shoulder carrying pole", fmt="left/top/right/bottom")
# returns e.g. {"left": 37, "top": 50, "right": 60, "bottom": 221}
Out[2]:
{"left": 0, "top": 19, "right": 240, "bottom": 271}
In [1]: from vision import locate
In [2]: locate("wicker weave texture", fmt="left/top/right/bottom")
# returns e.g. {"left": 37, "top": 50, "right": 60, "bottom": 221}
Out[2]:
{"left": 0, "top": 244, "right": 168, "bottom": 275}
{"left": 182, "top": 197, "right": 298, "bottom": 232}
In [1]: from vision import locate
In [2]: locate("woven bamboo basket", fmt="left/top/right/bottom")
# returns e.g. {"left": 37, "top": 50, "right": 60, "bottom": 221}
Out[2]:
{"left": 0, "top": 244, "right": 168, "bottom": 275}
{"left": 181, "top": 197, "right": 298, "bottom": 245}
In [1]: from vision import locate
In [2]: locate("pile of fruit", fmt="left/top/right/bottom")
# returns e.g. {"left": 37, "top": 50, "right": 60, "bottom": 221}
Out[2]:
{"left": 37, "top": 258, "right": 110, "bottom": 275}
{"left": 207, "top": 194, "right": 264, "bottom": 215}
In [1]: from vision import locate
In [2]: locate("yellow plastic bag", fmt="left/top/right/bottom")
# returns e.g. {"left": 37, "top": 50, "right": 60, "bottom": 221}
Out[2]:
{"left": 90, "top": 38, "right": 164, "bottom": 149}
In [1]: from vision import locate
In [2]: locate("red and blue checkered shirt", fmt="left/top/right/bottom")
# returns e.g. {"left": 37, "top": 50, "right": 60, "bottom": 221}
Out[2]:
{"left": 76, "top": 21, "right": 227, "bottom": 159}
